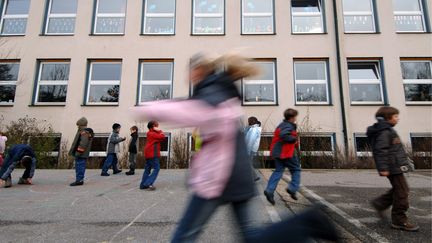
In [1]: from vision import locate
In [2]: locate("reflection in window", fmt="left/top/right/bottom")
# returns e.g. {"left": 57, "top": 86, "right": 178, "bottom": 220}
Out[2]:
{"left": 86, "top": 62, "right": 122, "bottom": 104}
{"left": 139, "top": 61, "right": 173, "bottom": 103}
{"left": 143, "top": 0, "right": 175, "bottom": 34}
{"left": 242, "top": 0, "right": 274, "bottom": 34}
{"left": 401, "top": 61, "right": 432, "bottom": 104}
{"left": 0, "top": 0, "right": 30, "bottom": 35}
{"left": 192, "top": 0, "right": 224, "bottom": 35}
{"left": 35, "top": 62, "right": 70, "bottom": 104}
{"left": 243, "top": 61, "right": 276, "bottom": 105}
{"left": 348, "top": 61, "right": 384, "bottom": 104}
{"left": 291, "top": 0, "right": 324, "bottom": 33}
{"left": 45, "top": 0, "right": 78, "bottom": 34}
{"left": 392, "top": 0, "right": 426, "bottom": 32}
{"left": 0, "top": 62, "right": 19, "bottom": 104}
{"left": 342, "top": 0, "right": 376, "bottom": 32}
{"left": 294, "top": 61, "right": 329, "bottom": 104}
{"left": 94, "top": 0, "right": 127, "bottom": 34}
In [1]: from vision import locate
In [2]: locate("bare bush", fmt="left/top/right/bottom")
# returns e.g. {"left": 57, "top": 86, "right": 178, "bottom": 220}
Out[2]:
{"left": 170, "top": 130, "right": 189, "bottom": 169}
{"left": 57, "top": 140, "right": 74, "bottom": 169}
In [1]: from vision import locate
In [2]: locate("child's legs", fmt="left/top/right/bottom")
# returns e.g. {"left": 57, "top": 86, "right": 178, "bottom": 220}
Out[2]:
{"left": 75, "top": 158, "right": 86, "bottom": 182}
{"left": 0, "top": 154, "right": 13, "bottom": 178}
{"left": 102, "top": 154, "right": 114, "bottom": 173}
{"left": 389, "top": 174, "right": 409, "bottom": 224}
{"left": 22, "top": 161, "right": 32, "bottom": 179}
{"left": 129, "top": 153, "right": 137, "bottom": 171}
{"left": 286, "top": 156, "right": 301, "bottom": 193}
{"left": 140, "top": 160, "right": 152, "bottom": 187}
{"left": 265, "top": 158, "right": 286, "bottom": 194}
{"left": 145, "top": 158, "right": 160, "bottom": 186}
{"left": 372, "top": 187, "right": 393, "bottom": 211}
{"left": 112, "top": 154, "right": 120, "bottom": 172}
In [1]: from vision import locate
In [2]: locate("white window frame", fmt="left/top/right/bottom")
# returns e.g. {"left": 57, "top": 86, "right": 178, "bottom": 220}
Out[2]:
{"left": 44, "top": 0, "right": 77, "bottom": 35}
{"left": 142, "top": 0, "right": 175, "bottom": 35}
{"left": 93, "top": 0, "right": 127, "bottom": 35}
{"left": 342, "top": 0, "right": 376, "bottom": 33}
{"left": 0, "top": 61, "right": 19, "bottom": 105}
{"left": 393, "top": 0, "right": 426, "bottom": 33}
{"left": 294, "top": 60, "right": 330, "bottom": 105}
{"left": 90, "top": 133, "right": 110, "bottom": 157}
{"left": 0, "top": 0, "right": 29, "bottom": 36}
{"left": 291, "top": 0, "right": 324, "bottom": 34}
{"left": 241, "top": 0, "right": 274, "bottom": 34}
{"left": 348, "top": 61, "right": 384, "bottom": 105}
{"left": 139, "top": 61, "right": 173, "bottom": 104}
{"left": 299, "top": 133, "right": 335, "bottom": 156}
{"left": 354, "top": 133, "right": 372, "bottom": 157}
{"left": 410, "top": 133, "right": 432, "bottom": 157}
{"left": 192, "top": 0, "right": 224, "bottom": 35}
{"left": 86, "top": 61, "right": 122, "bottom": 105}
{"left": 401, "top": 60, "right": 432, "bottom": 105}
{"left": 242, "top": 61, "right": 277, "bottom": 105}
{"left": 35, "top": 61, "right": 70, "bottom": 105}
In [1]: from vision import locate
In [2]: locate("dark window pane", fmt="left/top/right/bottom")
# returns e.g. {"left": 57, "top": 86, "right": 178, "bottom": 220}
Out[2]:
{"left": 348, "top": 63, "right": 379, "bottom": 80}
{"left": 401, "top": 62, "right": 432, "bottom": 79}
{"left": 37, "top": 85, "right": 67, "bottom": 102}
{"left": 88, "top": 85, "right": 119, "bottom": 103}
{"left": 29, "top": 135, "right": 61, "bottom": 152}
{"left": 350, "top": 84, "right": 382, "bottom": 102}
{"left": 404, "top": 84, "right": 432, "bottom": 101}
{"left": 355, "top": 136, "right": 370, "bottom": 152}
{"left": 41, "top": 63, "right": 70, "bottom": 81}
{"left": 146, "top": 0, "right": 175, "bottom": 13}
{"left": 296, "top": 84, "right": 327, "bottom": 102}
{"left": 292, "top": 0, "right": 320, "bottom": 13}
{"left": 259, "top": 136, "right": 273, "bottom": 150}
{"left": 50, "top": 0, "right": 77, "bottom": 14}
{"left": 91, "top": 63, "right": 122, "bottom": 80}
{"left": 92, "top": 136, "right": 108, "bottom": 151}
{"left": 244, "top": 84, "right": 275, "bottom": 102}
{"left": 295, "top": 62, "right": 326, "bottom": 80}
{"left": 300, "top": 136, "right": 333, "bottom": 151}
{"left": 0, "top": 63, "right": 19, "bottom": 81}
{"left": 5, "top": 0, "right": 30, "bottom": 14}
{"left": 138, "top": 136, "right": 169, "bottom": 151}
{"left": 411, "top": 136, "right": 432, "bottom": 152}
{"left": 141, "top": 85, "right": 171, "bottom": 102}
{"left": 0, "top": 85, "right": 16, "bottom": 103}
{"left": 142, "top": 63, "right": 172, "bottom": 80}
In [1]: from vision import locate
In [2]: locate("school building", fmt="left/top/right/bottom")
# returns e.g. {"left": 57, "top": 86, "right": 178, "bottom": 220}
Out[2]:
{"left": 0, "top": 0, "right": 431, "bottom": 168}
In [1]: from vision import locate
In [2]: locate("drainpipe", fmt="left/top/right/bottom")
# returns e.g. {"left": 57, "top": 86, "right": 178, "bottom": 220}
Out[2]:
{"left": 332, "top": 0, "right": 349, "bottom": 156}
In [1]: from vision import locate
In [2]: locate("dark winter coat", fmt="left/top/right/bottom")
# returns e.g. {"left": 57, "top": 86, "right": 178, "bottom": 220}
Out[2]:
{"left": 367, "top": 119, "right": 409, "bottom": 175}
{"left": 69, "top": 127, "right": 94, "bottom": 159}
{"left": 270, "top": 120, "right": 299, "bottom": 159}
{"left": 128, "top": 131, "right": 138, "bottom": 154}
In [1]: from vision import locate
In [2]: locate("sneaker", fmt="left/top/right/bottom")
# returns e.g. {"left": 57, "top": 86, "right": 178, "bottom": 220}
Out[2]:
{"left": 264, "top": 190, "right": 275, "bottom": 205}
{"left": 101, "top": 172, "right": 110, "bottom": 177}
{"left": 147, "top": 185, "right": 156, "bottom": 191}
{"left": 4, "top": 177, "right": 12, "bottom": 188}
{"left": 286, "top": 188, "right": 298, "bottom": 201}
{"left": 18, "top": 177, "right": 26, "bottom": 184}
{"left": 113, "top": 170, "right": 122, "bottom": 175}
{"left": 70, "top": 181, "right": 84, "bottom": 186}
{"left": 125, "top": 170, "right": 135, "bottom": 176}
{"left": 140, "top": 185, "right": 149, "bottom": 190}
{"left": 391, "top": 222, "right": 420, "bottom": 232}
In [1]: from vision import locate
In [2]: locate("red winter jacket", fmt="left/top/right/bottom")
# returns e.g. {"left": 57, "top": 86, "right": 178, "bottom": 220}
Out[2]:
{"left": 144, "top": 129, "right": 165, "bottom": 159}
{"left": 270, "top": 120, "right": 299, "bottom": 159}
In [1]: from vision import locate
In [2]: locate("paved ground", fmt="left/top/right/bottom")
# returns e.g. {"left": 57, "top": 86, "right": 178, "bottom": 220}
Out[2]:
{"left": 0, "top": 169, "right": 292, "bottom": 243}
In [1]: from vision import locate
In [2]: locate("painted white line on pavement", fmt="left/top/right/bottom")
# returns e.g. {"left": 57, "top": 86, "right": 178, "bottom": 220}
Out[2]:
{"left": 283, "top": 175, "right": 390, "bottom": 243}
{"left": 109, "top": 202, "right": 158, "bottom": 243}
{"left": 256, "top": 183, "right": 281, "bottom": 223}
{"left": 71, "top": 198, "right": 79, "bottom": 206}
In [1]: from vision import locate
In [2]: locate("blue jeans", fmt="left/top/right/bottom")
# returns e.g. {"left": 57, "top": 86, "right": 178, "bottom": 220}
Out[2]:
{"left": 171, "top": 194, "right": 338, "bottom": 243}
{"left": 0, "top": 153, "right": 31, "bottom": 180}
{"left": 265, "top": 156, "right": 301, "bottom": 195}
{"left": 140, "top": 157, "right": 160, "bottom": 187}
{"left": 102, "top": 153, "right": 120, "bottom": 174}
{"left": 75, "top": 158, "right": 86, "bottom": 182}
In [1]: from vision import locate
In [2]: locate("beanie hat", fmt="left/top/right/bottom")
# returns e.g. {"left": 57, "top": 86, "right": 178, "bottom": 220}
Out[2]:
{"left": 76, "top": 117, "right": 88, "bottom": 127}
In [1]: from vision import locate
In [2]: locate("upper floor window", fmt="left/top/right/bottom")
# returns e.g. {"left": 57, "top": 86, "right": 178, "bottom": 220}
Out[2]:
{"left": 34, "top": 61, "right": 70, "bottom": 105}
{"left": 44, "top": 0, "right": 78, "bottom": 35}
{"left": 393, "top": 0, "right": 426, "bottom": 32}
{"left": 401, "top": 60, "right": 432, "bottom": 104}
{"left": 143, "top": 0, "right": 175, "bottom": 35}
{"left": 93, "top": 0, "right": 127, "bottom": 34}
{"left": 0, "top": 0, "right": 30, "bottom": 35}
{"left": 0, "top": 61, "right": 19, "bottom": 105}
{"left": 291, "top": 0, "right": 324, "bottom": 33}
{"left": 294, "top": 60, "right": 330, "bottom": 104}
{"left": 242, "top": 0, "right": 274, "bottom": 34}
{"left": 86, "top": 61, "right": 122, "bottom": 105}
{"left": 342, "top": 0, "right": 376, "bottom": 33}
{"left": 348, "top": 61, "right": 384, "bottom": 104}
{"left": 192, "top": 0, "right": 224, "bottom": 35}
{"left": 242, "top": 60, "right": 277, "bottom": 105}
{"left": 139, "top": 60, "right": 173, "bottom": 103}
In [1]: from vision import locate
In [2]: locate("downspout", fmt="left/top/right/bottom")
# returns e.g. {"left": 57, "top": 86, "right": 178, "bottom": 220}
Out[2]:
{"left": 332, "top": 0, "right": 349, "bottom": 156}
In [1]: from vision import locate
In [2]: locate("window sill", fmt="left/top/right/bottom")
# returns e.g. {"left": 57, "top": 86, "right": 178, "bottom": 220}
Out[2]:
{"left": 295, "top": 103, "right": 333, "bottom": 106}
{"left": 190, "top": 33, "right": 226, "bottom": 36}
{"left": 344, "top": 32, "right": 381, "bottom": 35}
{"left": 0, "top": 34, "right": 25, "bottom": 37}
{"left": 81, "top": 104, "right": 119, "bottom": 107}
{"left": 89, "top": 33, "right": 125, "bottom": 36}
{"left": 140, "top": 33, "right": 175, "bottom": 36}
{"left": 350, "top": 103, "right": 386, "bottom": 106}
{"left": 0, "top": 103, "right": 14, "bottom": 107}
{"left": 242, "top": 103, "right": 278, "bottom": 106}
{"left": 39, "top": 34, "right": 74, "bottom": 36}
{"left": 396, "top": 31, "right": 431, "bottom": 34}
{"left": 405, "top": 102, "right": 432, "bottom": 106}
{"left": 29, "top": 104, "right": 66, "bottom": 107}
{"left": 241, "top": 32, "right": 276, "bottom": 36}
{"left": 291, "top": 32, "right": 327, "bottom": 35}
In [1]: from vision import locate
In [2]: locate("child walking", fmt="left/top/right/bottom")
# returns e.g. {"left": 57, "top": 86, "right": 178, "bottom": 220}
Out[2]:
{"left": 126, "top": 126, "right": 139, "bottom": 175}
{"left": 367, "top": 106, "right": 419, "bottom": 231}
{"left": 140, "top": 121, "right": 164, "bottom": 190}
{"left": 101, "top": 123, "right": 126, "bottom": 176}
{"left": 264, "top": 108, "right": 300, "bottom": 205}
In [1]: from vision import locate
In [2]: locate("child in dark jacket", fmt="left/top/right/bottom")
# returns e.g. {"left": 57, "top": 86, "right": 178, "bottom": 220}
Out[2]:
{"left": 367, "top": 106, "right": 419, "bottom": 232}
{"left": 126, "top": 126, "right": 139, "bottom": 175}
{"left": 0, "top": 144, "right": 36, "bottom": 188}
{"left": 101, "top": 123, "right": 126, "bottom": 176}
{"left": 69, "top": 117, "right": 94, "bottom": 186}
{"left": 140, "top": 121, "right": 165, "bottom": 190}
{"left": 264, "top": 108, "right": 300, "bottom": 205}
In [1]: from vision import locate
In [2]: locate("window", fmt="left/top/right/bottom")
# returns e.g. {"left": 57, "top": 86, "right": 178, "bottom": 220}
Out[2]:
{"left": 291, "top": 0, "right": 324, "bottom": 33}
{"left": 242, "top": 0, "right": 274, "bottom": 34}
{"left": 139, "top": 61, "right": 173, "bottom": 103}
{"left": 192, "top": 0, "right": 224, "bottom": 35}
{"left": 93, "top": 0, "right": 127, "bottom": 34}
{"left": 354, "top": 134, "right": 372, "bottom": 157}
{"left": 294, "top": 60, "right": 329, "bottom": 104}
{"left": 393, "top": 0, "right": 426, "bottom": 32}
{"left": 29, "top": 134, "right": 62, "bottom": 167}
{"left": 242, "top": 61, "right": 277, "bottom": 105}
{"left": 347, "top": 61, "right": 384, "bottom": 104}
{"left": 342, "top": 0, "right": 376, "bottom": 32}
{"left": 0, "top": 61, "right": 19, "bottom": 104}
{"left": 90, "top": 133, "right": 109, "bottom": 156}
{"left": 86, "top": 61, "right": 122, "bottom": 105}
{"left": 299, "top": 133, "right": 335, "bottom": 156}
{"left": 44, "top": 0, "right": 77, "bottom": 35}
{"left": 401, "top": 60, "right": 432, "bottom": 104}
{"left": 34, "top": 61, "right": 70, "bottom": 104}
{"left": 0, "top": 0, "right": 30, "bottom": 35}
{"left": 143, "top": 0, "right": 175, "bottom": 34}
{"left": 411, "top": 133, "right": 432, "bottom": 157}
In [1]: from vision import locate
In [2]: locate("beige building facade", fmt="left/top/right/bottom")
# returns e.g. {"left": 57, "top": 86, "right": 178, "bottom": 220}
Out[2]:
{"left": 0, "top": 0, "right": 431, "bottom": 167}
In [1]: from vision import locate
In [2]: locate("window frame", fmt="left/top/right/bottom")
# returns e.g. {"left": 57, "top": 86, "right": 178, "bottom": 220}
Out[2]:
{"left": 298, "top": 132, "right": 336, "bottom": 156}
{"left": 354, "top": 133, "right": 372, "bottom": 157}
{"left": 347, "top": 60, "right": 385, "bottom": 105}
{"left": 138, "top": 60, "right": 174, "bottom": 105}
{"left": 44, "top": 0, "right": 77, "bottom": 35}
{"left": 85, "top": 60, "right": 122, "bottom": 106}
{"left": 0, "top": 60, "right": 19, "bottom": 105}
{"left": 294, "top": 60, "right": 330, "bottom": 105}
{"left": 142, "top": 0, "right": 176, "bottom": 35}
{"left": 241, "top": 0, "right": 275, "bottom": 35}
{"left": 191, "top": 0, "right": 225, "bottom": 35}
{"left": 401, "top": 60, "right": 432, "bottom": 105}
{"left": 93, "top": 0, "right": 127, "bottom": 35}
{"left": 410, "top": 132, "right": 432, "bottom": 157}
{"left": 290, "top": 0, "right": 325, "bottom": 34}
{"left": 89, "top": 133, "right": 110, "bottom": 157}
{"left": 241, "top": 60, "right": 278, "bottom": 106}
{"left": 342, "top": 0, "right": 377, "bottom": 33}
{"left": 393, "top": 0, "right": 427, "bottom": 33}
{"left": 34, "top": 60, "right": 70, "bottom": 106}
{"left": 28, "top": 133, "right": 62, "bottom": 157}
{"left": 0, "top": 0, "right": 30, "bottom": 36}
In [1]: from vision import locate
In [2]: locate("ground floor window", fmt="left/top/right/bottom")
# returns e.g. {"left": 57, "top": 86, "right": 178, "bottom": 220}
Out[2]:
{"left": 0, "top": 61, "right": 19, "bottom": 105}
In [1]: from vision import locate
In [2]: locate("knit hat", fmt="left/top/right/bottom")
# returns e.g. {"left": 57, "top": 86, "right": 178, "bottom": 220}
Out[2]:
{"left": 76, "top": 117, "right": 88, "bottom": 127}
